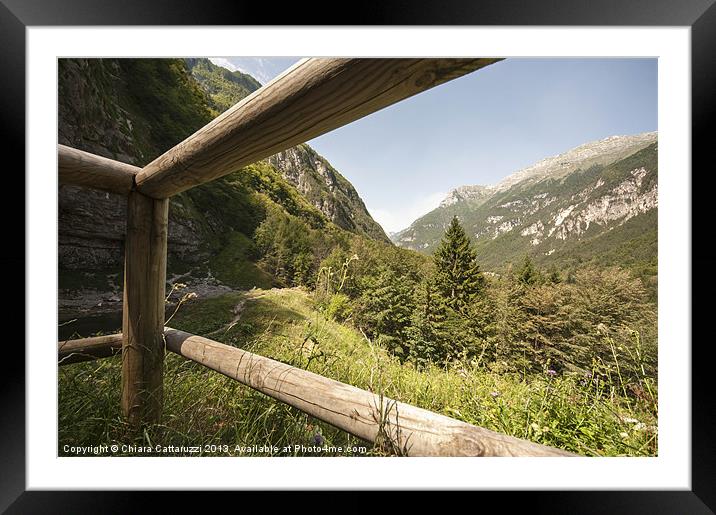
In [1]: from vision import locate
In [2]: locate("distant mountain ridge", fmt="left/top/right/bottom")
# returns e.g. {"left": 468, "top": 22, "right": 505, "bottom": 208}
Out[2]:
{"left": 392, "top": 132, "right": 658, "bottom": 276}
{"left": 491, "top": 131, "right": 657, "bottom": 191}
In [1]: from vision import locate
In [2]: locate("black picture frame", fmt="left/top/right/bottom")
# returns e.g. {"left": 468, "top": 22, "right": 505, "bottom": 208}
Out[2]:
{"left": 4, "top": 0, "right": 712, "bottom": 511}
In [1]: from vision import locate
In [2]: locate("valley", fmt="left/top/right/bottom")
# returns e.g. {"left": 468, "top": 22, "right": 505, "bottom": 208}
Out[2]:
{"left": 57, "top": 57, "right": 658, "bottom": 457}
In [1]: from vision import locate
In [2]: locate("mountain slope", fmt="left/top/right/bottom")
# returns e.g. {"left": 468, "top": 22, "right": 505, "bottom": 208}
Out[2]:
{"left": 184, "top": 58, "right": 389, "bottom": 243}
{"left": 268, "top": 145, "right": 389, "bottom": 242}
{"left": 185, "top": 58, "right": 262, "bottom": 114}
{"left": 393, "top": 133, "right": 658, "bottom": 274}
{"left": 58, "top": 58, "right": 388, "bottom": 305}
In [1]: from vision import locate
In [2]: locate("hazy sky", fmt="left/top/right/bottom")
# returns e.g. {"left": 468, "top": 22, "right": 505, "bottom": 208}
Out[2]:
{"left": 210, "top": 57, "right": 657, "bottom": 234}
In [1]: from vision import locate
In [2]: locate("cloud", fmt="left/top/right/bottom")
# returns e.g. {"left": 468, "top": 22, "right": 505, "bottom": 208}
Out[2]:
{"left": 368, "top": 191, "right": 446, "bottom": 234}
{"left": 208, "top": 57, "right": 270, "bottom": 83}
{"left": 208, "top": 57, "right": 239, "bottom": 72}
{"left": 250, "top": 58, "right": 273, "bottom": 84}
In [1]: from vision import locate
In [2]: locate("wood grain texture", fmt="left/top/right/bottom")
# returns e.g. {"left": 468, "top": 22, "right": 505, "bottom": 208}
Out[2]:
{"left": 121, "top": 191, "right": 169, "bottom": 426}
{"left": 58, "top": 144, "right": 139, "bottom": 194}
{"left": 136, "top": 58, "right": 502, "bottom": 198}
{"left": 163, "top": 328, "right": 575, "bottom": 457}
{"left": 58, "top": 333, "right": 123, "bottom": 365}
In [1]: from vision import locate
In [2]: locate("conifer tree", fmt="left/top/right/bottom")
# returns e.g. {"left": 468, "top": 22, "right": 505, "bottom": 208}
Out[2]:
{"left": 407, "top": 279, "right": 450, "bottom": 365}
{"left": 433, "top": 216, "right": 484, "bottom": 313}
{"left": 517, "top": 254, "right": 539, "bottom": 285}
{"left": 357, "top": 266, "right": 414, "bottom": 356}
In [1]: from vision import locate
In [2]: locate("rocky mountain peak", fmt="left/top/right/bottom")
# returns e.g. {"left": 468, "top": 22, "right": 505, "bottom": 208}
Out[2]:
{"left": 493, "top": 132, "right": 657, "bottom": 192}
{"left": 440, "top": 185, "right": 495, "bottom": 207}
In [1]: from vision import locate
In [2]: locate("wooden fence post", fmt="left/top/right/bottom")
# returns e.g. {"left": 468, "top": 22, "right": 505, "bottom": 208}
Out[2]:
{"left": 121, "top": 190, "right": 168, "bottom": 426}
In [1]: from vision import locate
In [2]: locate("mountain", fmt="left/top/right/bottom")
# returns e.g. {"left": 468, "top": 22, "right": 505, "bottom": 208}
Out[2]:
{"left": 392, "top": 132, "right": 658, "bottom": 277}
{"left": 183, "top": 58, "right": 387, "bottom": 242}
{"left": 267, "top": 145, "right": 388, "bottom": 242}
{"left": 185, "top": 58, "right": 262, "bottom": 114}
{"left": 58, "top": 58, "right": 387, "bottom": 307}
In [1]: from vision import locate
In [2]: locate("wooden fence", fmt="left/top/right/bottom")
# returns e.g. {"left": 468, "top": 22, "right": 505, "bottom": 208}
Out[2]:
{"left": 57, "top": 57, "right": 575, "bottom": 457}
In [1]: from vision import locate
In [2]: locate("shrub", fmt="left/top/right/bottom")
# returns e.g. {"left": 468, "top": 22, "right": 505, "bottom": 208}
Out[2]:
{"left": 326, "top": 293, "right": 352, "bottom": 322}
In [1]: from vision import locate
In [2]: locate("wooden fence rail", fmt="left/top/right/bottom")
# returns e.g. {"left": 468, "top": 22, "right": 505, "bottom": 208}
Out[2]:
{"left": 135, "top": 58, "right": 502, "bottom": 198}
{"left": 58, "top": 333, "right": 123, "bottom": 364}
{"left": 58, "top": 330, "right": 575, "bottom": 457}
{"left": 58, "top": 144, "right": 139, "bottom": 194}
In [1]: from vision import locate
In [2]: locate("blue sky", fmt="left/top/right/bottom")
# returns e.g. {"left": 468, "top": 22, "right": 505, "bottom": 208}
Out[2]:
{"left": 209, "top": 57, "right": 300, "bottom": 85}
{"left": 210, "top": 57, "right": 657, "bottom": 234}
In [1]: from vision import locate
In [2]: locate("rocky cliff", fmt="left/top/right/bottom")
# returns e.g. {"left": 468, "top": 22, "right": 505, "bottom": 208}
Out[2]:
{"left": 393, "top": 132, "right": 658, "bottom": 276}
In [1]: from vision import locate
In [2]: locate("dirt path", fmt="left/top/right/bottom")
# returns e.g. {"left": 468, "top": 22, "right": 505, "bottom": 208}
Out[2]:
{"left": 203, "top": 289, "right": 272, "bottom": 338}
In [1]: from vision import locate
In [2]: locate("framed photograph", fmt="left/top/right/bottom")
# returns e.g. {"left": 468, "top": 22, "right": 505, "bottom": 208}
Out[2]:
{"left": 6, "top": 0, "right": 713, "bottom": 511}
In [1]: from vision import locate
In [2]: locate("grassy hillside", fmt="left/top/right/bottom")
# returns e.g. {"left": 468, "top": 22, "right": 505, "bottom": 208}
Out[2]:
{"left": 59, "top": 289, "right": 657, "bottom": 457}
{"left": 169, "top": 160, "right": 345, "bottom": 288}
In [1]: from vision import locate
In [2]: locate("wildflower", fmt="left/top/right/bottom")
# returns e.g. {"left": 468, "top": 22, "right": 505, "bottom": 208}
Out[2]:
{"left": 490, "top": 391, "right": 501, "bottom": 398}
{"left": 546, "top": 369, "right": 557, "bottom": 377}
{"left": 313, "top": 433, "right": 325, "bottom": 446}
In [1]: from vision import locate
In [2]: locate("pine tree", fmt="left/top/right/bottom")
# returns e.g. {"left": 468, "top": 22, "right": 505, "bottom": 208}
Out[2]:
{"left": 357, "top": 266, "right": 415, "bottom": 356}
{"left": 407, "top": 279, "right": 450, "bottom": 365}
{"left": 517, "top": 254, "right": 539, "bottom": 285}
{"left": 433, "top": 216, "right": 484, "bottom": 313}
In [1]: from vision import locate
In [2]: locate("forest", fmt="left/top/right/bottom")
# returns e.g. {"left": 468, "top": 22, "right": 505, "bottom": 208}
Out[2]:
{"left": 61, "top": 207, "right": 658, "bottom": 457}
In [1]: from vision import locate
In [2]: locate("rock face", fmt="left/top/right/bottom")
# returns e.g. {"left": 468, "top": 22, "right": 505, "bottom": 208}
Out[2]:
{"left": 58, "top": 58, "right": 388, "bottom": 291}
{"left": 58, "top": 186, "right": 126, "bottom": 270}
{"left": 58, "top": 58, "right": 215, "bottom": 277}
{"left": 58, "top": 60, "right": 137, "bottom": 275}
{"left": 393, "top": 133, "right": 658, "bottom": 270}
{"left": 268, "top": 145, "right": 389, "bottom": 242}
{"left": 439, "top": 185, "right": 495, "bottom": 208}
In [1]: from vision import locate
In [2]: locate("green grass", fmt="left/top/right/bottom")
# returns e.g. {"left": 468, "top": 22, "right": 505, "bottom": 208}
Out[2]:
{"left": 207, "top": 232, "right": 276, "bottom": 290}
{"left": 59, "top": 288, "right": 657, "bottom": 457}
